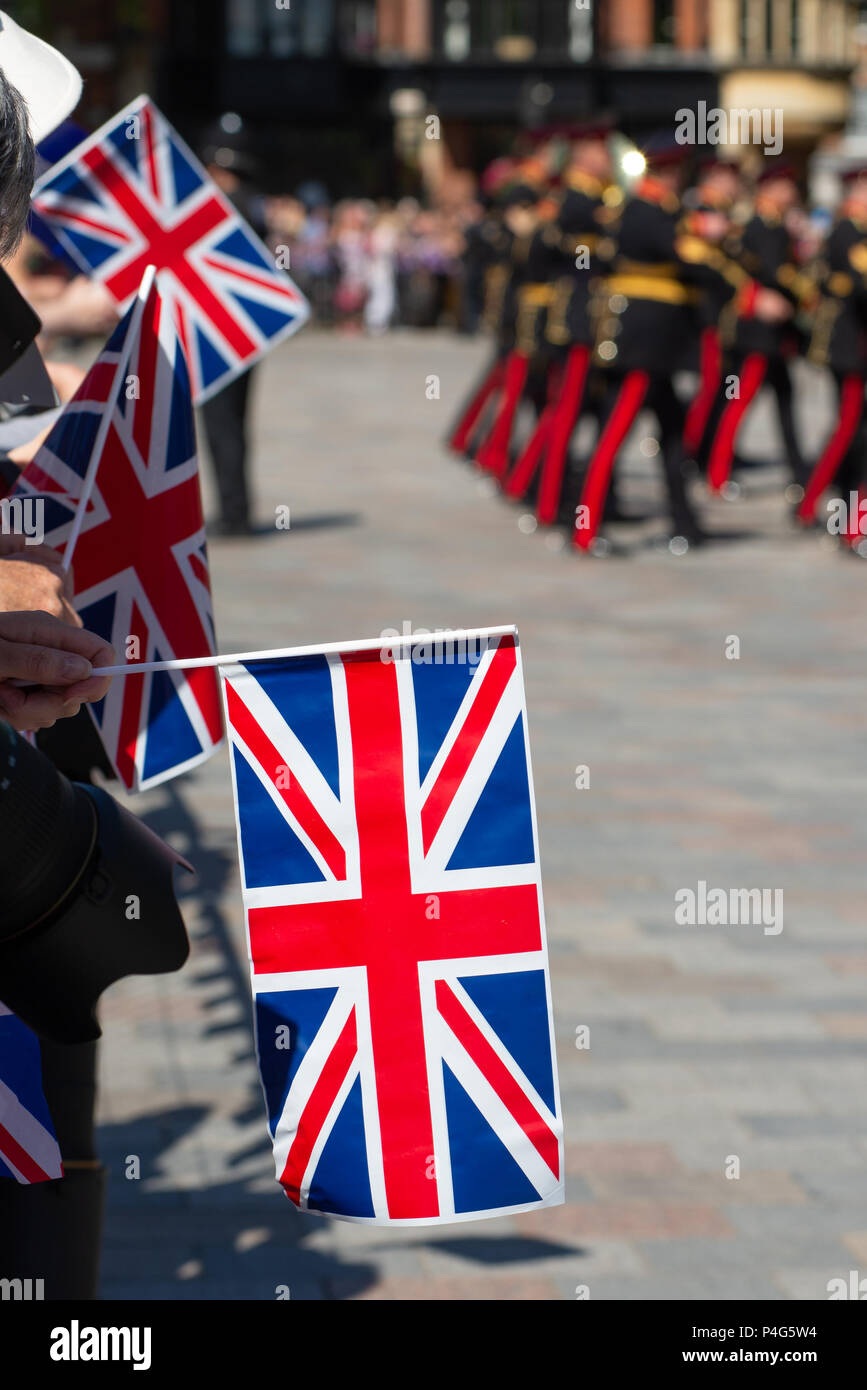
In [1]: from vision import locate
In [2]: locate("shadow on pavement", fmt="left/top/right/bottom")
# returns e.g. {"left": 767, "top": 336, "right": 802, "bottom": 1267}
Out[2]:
{"left": 263, "top": 511, "right": 362, "bottom": 535}
{"left": 97, "top": 783, "right": 376, "bottom": 1301}
{"left": 406, "top": 1234, "right": 584, "bottom": 1264}
{"left": 98, "top": 1106, "right": 376, "bottom": 1301}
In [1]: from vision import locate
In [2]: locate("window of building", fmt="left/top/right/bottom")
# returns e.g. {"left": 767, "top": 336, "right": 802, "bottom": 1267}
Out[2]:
{"left": 739, "top": 0, "right": 771, "bottom": 58}
{"left": 337, "top": 0, "right": 377, "bottom": 57}
{"left": 226, "top": 0, "right": 337, "bottom": 58}
{"left": 739, "top": 0, "right": 750, "bottom": 56}
{"left": 436, "top": 0, "right": 588, "bottom": 62}
{"left": 568, "top": 0, "right": 594, "bottom": 60}
{"left": 443, "top": 0, "right": 472, "bottom": 60}
{"left": 652, "top": 0, "right": 676, "bottom": 46}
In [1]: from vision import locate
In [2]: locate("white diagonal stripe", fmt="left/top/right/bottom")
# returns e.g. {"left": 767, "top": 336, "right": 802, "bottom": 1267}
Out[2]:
{"left": 0, "top": 1077, "right": 63, "bottom": 1184}
{"left": 436, "top": 1006, "right": 560, "bottom": 1203}
{"left": 422, "top": 667, "right": 524, "bottom": 874}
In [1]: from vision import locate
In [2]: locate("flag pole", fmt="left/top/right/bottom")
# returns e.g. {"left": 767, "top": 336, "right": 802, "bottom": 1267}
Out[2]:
{"left": 62, "top": 265, "right": 158, "bottom": 571}
{"left": 90, "top": 626, "right": 519, "bottom": 678}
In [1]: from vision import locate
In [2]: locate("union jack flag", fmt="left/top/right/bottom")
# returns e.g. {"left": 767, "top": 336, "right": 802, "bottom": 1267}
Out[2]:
{"left": 0, "top": 1005, "right": 62, "bottom": 1184}
{"left": 221, "top": 631, "right": 563, "bottom": 1224}
{"left": 31, "top": 95, "right": 309, "bottom": 403}
{"left": 14, "top": 269, "right": 223, "bottom": 791}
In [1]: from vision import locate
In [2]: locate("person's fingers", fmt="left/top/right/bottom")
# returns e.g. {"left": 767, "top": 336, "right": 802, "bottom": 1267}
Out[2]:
{"left": 0, "top": 689, "right": 76, "bottom": 730}
{"left": 0, "top": 683, "right": 25, "bottom": 715}
{"left": 0, "top": 612, "right": 114, "bottom": 692}
{"left": 0, "top": 611, "right": 112, "bottom": 662}
{"left": 58, "top": 623, "right": 115, "bottom": 668}
{"left": 50, "top": 673, "right": 111, "bottom": 704}
{"left": 14, "top": 690, "right": 83, "bottom": 721}
{"left": 0, "top": 637, "right": 93, "bottom": 686}
{"left": 68, "top": 635, "right": 115, "bottom": 702}
{"left": 60, "top": 629, "right": 116, "bottom": 702}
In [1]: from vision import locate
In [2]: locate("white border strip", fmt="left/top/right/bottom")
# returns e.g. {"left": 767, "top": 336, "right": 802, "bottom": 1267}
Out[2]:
{"left": 93, "top": 626, "right": 518, "bottom": 677}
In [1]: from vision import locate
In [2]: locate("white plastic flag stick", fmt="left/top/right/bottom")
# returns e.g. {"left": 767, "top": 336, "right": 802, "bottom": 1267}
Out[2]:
{"left": 61, "top": 264, "right": 157, "bottom": 571}
{"left": 90, "top": 626, "right": 518, "bottom": 677}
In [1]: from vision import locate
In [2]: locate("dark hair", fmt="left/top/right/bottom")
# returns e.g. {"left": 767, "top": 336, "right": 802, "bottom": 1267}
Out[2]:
{"left": 0, "top": 69, "right": 35, "bottom": 260}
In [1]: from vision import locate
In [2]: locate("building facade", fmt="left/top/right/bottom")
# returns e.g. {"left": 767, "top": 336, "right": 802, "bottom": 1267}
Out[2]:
{"left": 18, "top": 0, "right": 864, "bottom": 192}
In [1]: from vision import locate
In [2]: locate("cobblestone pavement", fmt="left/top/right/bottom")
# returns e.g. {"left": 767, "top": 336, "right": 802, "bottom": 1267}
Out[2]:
{"left": 97, "top": 331, "right": 867, "bottom": 1300}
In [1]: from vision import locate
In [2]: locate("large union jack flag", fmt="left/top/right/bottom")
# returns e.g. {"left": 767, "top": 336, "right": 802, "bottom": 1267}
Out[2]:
{"left": 0, "top": 1004, "right": 62, "bottom": 1184}
{"left": 14, "top": 270, "right": 223, "bottom": 791}
{"left": 31, "top": 95, "right": 309, "bottom": 403}
{"left": 221, "top": 631, "right": 563, "bottom": 1225}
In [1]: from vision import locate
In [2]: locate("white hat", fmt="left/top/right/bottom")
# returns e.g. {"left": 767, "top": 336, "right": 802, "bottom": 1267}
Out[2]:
{"left": 0, "top": 10, "right": 82, "bottom": 144}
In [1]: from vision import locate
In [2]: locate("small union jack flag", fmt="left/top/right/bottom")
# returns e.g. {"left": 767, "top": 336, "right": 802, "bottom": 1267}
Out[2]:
{"left": 31, "top": 95, "right": 309, "bottom": 403}
{"left": 221, "top": 631, "right": 563, "bottom": 1225}
{"left": 14, "top": 269, "right": 223, "bottom": 791}
{"left": 0, "top": 1005, "right": 62, "bottom": 1184}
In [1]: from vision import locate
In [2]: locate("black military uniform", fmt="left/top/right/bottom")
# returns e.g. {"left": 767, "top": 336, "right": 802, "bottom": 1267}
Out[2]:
{"left": 681, "top": 159, "right": 742, "bottom": 457}
{"left": 504, "top": 157, "right": 620, "bottom": 524}
{"left": 574, "top": 140, "right": 744, "bottom": 552}
{"left": 447, "top": 188, "right": 522, "bottom": 457}
{"left": 800, "top": 171, "right": 867, "bottom": 540}
{"left": 459, "top": 209, "right": 497, "bottom": 335}
{"left": 472, "top": 178, "right": 550, "bottom": 478}
{"left": 697, "top": 165, "right": 813, "bottom": 493}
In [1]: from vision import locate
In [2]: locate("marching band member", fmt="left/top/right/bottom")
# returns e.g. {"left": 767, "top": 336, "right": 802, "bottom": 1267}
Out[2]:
{"left": 799, "top": 165, "right": 867, "bottom": 548}
{"left": 503, "top": 123, "right": 620, "bottom": 525}
{"left": 696, "top": 162, "right": 814, "bottom": 496}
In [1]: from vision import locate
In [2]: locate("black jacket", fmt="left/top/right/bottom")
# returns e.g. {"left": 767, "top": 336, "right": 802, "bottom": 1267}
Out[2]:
{"left": 809, "top": 214, "right": 867, "bottom": 376}
{"left": 531, "top": 171, "right": 617, "bottom": 349}
{"left": 593, "top": 180, "right": 742, "bottom": 375}
{"left": 725, "top": 208, "right": 811, "bottom": 359}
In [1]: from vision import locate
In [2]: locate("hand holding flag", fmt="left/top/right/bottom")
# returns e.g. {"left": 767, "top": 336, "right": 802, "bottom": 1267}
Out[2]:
{"left": 13, "top": 267, "right": 223, "bottom": 790}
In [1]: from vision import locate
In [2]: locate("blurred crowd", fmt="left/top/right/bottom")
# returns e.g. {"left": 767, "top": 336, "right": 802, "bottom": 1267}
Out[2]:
{"left": 264, "top": 189, "right": 480, "bottom": 333}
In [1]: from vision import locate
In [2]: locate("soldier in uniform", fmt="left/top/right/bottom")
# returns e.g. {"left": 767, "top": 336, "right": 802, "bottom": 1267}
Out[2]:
{"left": 695, "top": 161, "right": 814, "bottom": 495}
{"left": 798, "top": 165, "right": 867, "bottom": 549}
{"left": 503, "top": 123, "right": 620, "bottom": 525}
{"left": 572, "top": 135, "right": 748, "bottom": 552}
{"left": 681, "top": 156, "right": 744, "bottom": 459}
{"left": 472, "top": 167, "right": 554, "bottom": 478}
{"left": 447, "top": 161, "right": 518, "bottom": 455}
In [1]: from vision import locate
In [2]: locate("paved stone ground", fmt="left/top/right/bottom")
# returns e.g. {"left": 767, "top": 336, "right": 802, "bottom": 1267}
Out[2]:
{"left": 96, "top": 330, "right": 867, "bottom": 1300}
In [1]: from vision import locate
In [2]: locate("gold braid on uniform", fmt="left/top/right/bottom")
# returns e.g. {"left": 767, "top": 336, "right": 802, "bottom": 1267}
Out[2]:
{"left": 516, "top": 282, "right": 556, "bottom": 353}
{"left": 675, "top": 232, "right": 749, "bottom": 290}
{"left": 776, "top": 261, "right": 818, "bottom": 307}
{"left": 482, "top": 263, "right": 509, "bottom": 335}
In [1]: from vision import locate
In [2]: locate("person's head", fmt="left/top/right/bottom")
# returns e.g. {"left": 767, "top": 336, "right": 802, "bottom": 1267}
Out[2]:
{"left": 205, "top": 161, "right": 240, "bottom": 197}
{"left": 0, "top": 68, "right": 34, "bottom": 259}
{"left": 571, "top": 133, "right": 611, "bottom": 184}
{"left": 0, "top": 11, "right": 83, "bottom": 258}
{"left": 841, "top": 166, "right": 867, "bottom": 213}
{"left": 502, "top": 184, "right": 539, "bottom": 236}
{"left": 699, "top": 158, "right": 742, "bottom": 207}
{"left": 756, "top": 163, "right": 800, "bottom": 215}
{"left": 646, "top": 158, "right": 683, "bottom": 194}
{"left": 641, "top": 134, "right": 688, "bottom": 194}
